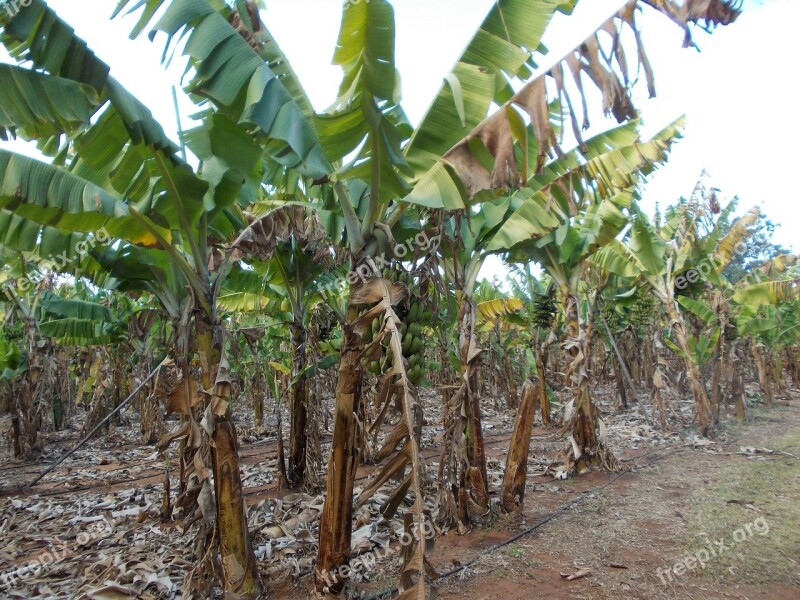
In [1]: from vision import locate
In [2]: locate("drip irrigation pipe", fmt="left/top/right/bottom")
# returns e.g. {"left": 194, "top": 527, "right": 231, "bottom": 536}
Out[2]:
{"left": 362, "top": 447, "right": 680, "bottom": 600}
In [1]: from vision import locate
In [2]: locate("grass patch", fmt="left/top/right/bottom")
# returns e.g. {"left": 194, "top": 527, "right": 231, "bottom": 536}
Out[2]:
{"left": 684, "top": 426, "right": 800, "bottom": 585}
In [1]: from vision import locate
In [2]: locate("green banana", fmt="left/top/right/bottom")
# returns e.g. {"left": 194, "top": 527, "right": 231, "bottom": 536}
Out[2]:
{"left": 402, "top": 332, "right": 413, "bottom": 355}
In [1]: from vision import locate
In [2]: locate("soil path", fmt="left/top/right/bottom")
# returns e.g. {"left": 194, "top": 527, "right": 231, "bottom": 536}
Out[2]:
{"left": 424, "top": 402, "right": 800, "bottom": 600}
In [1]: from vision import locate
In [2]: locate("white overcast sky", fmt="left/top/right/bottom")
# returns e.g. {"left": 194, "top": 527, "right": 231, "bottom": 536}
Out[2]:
{"left": 1, "top": 0, "right": 796, "bottom": 271}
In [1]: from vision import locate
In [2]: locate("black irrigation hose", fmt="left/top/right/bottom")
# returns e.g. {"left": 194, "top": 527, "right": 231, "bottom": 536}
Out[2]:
{"left": 362, "top": 447, "right": 680, "bottom": 600}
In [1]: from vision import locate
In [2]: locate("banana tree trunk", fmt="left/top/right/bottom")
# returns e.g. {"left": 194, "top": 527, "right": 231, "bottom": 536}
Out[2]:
{"left": 710, "top": 355, "right": 722, "bottom": 422}
{"left": 52, "top": 350, "right": 66, "bottom": 430}
{"left": 253, "top": 367, "right": 264, "bottom": 426}
{"left": 731, "top": 343, "right": 747, "bottom": 420}
{"left": 76, "top": 350, "right": 90, "bottom": 409}
{"left": 315, "top": 300, "right": 363, "bottom": 594}
{"left": 710, "top": 332, "right": 726, "bottom": 425}
{"left": 275, "top": 402, "right": 289, "bottom": 488}
{"left": 21, "top": 366, "right": 40, "bottom": 452}
{"left": 288, "top": 322, "right": 308, "bottom": 487}
{"left": 212, "top": 422, "right": 259, "bottom": 592}
{"left": 627, "top": 329, "right": 641, "bottom": 384}
{"left": 501, "top": 379, "right": 537, "bottom": 512}
{"left": 787, "top": 347, "right": 800, "bottom": 387}
{"left": 9, "top": 381, "right": 23, "bottom": 458}
{"left": 195, "top": 311, "right": 260, "bottom": 597}
{"left": 458, "top": 296, "right": 489, "bottom": 519}
{"left": 614, "top": 363, "right": 628, "bottom": 409}
{"left": 772, "top": 351, "right": 785, "bottom": 392}
{"left": 562, "top": 291, "right": 603, "bottom": 472}
{"left": 438, "top": 294, "right": 489, "bottom": 531}
{"left": 601, "top": 315, "right": 635, "bottom": 410}
{"left": 665, "top": 301, "right": 713, "bottom": 436}
{"left": 503, "top": 346, "right": 518, "bottom": 409}
{"left": 534, "top": 333, "right": 551, "bottom": 424}
{"left": 488, "top": 340, "right": 497, "bottom": 405}
{"left": 439, "top": 338, "right": 452, "bottom": 427}
{"left": 751, "top": 340, "right": 773, "bottom": 407}
{"left": 641, "top": 328, "right": 654, "bottom": 385}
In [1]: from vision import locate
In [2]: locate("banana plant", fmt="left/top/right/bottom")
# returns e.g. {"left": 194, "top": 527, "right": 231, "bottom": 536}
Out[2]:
{"left": 0, "top": 0, "right": 331, "bottom": 593}
{"left": 739, "top": 301, "right": 800, "bottom": 398}
{"left": 32, "top": 286, "right": 166, "bottom": 435}
{"left": 434, "top": 115, "right": 685, "bottom": 523}
{"left": 403, "top": 0, "right": 736, "bottom": 521}
{"left": 507, "top": 189, "right": 635, "bottom": 472}
{"left": 109, "top": 1, "right": 438, "bottom": 593}
{"left": 472, "top": 277, "right": 550, "bottom": 512}
{"left": 0, "top": 323, "right": 24, "bottom": 449}
{"left": 734, "top": 255, "right": 799, "bottom": 407}
{"left": 592, "top": 198, "right": 759, "bottom": 436}
{"left": 485, "top": 115, "right": 686, "bottom": 477}
{"left": 0, "top": 254, "right": 61, "bottom": 455}
{"left": 475, "top": 280, "right": 526, "bottom": 409}
{"left": 226, "top": 204, "right": 334, "bottom": 487}
{"left": 0, "top": 0, "right": 742, "bottom": 597}
{"left": 594, "top": 209, "right": 711, "bottom": 433}
{"left": 507, "top": 264, "right": 558, "bottom": 426}
{"left": 310, "top": 0, "right": 738, "bottom": 591}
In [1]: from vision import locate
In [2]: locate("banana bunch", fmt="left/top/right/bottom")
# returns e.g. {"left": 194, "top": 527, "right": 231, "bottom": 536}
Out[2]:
{"left": 630, "top": 289, "right": 657, "bottom": 331}
{"left": 400, "top": 303, "right": 427, "bottom": 385}
{"left": 601, "top": 302, "right": 621, "bottom": 333}
{"left": 380, "top": 264, "right": 412, "bottom": 288}
{"left": 362, "top": 266, "right": 431, "bottom": 385}
{"left": 319, "top": 335, "right": 343, "bottom": 354}
{"left": 531, "top": 292, "right": 556, "bottom": 330}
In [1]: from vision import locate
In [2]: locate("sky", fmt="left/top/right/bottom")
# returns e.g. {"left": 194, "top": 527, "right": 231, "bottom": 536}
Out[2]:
{"left": 1, "top": 0, "right": 797, "bottom": 277}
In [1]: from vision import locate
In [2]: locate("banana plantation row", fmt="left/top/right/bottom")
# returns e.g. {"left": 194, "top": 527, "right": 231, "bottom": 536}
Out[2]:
{"left": 2, "top": 0, "right": 794, "bottom": 598}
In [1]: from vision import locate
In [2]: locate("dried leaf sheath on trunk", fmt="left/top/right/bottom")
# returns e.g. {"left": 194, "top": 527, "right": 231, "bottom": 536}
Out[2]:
{"left": 316, "top": 275, "right": 437, "bottom": 597}
{"left": 288, "top": 322, "right": 309, "bottom": 486}
{"left": 212, "top": 422, "right": 259, "bottom": 594}
{"left": 501, "top": 379, "right": 538, "bottom": 512}
{"left": 195, "top": 311, "right": 261, "bottom": 596}
{"left": 665, "top": 300, "right": 713, "bottom": 435}
{"left": 315, "top": 301, "right": 364, "bottom": 593}
{"left": 438, "top": 294, "right": 490, "bottom": 532}
{"left": 560, "top": 291, "right": 617, "bottom": 473}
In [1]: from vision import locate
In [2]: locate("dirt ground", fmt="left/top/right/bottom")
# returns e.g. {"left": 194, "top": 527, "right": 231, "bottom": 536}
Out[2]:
{"left": 0, "top": 384, "right": 798, "bottom": 599}
{"left": 428, "top": 403, "right": 800, "bottom": 600}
